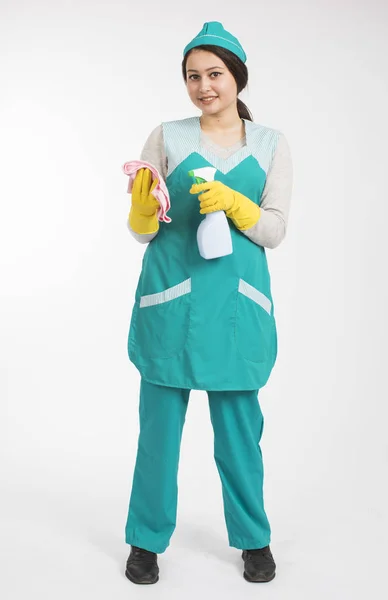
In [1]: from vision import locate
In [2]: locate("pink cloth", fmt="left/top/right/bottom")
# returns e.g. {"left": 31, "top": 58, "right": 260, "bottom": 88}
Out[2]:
{"left": 122, "top": 160, "right": 171, "bottom": 223}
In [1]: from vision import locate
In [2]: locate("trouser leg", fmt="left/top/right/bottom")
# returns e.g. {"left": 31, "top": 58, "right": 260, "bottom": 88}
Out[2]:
{"left": 125, "top": 379, "right": 190, "bottom": 553}
{"left": 207, "top": 389, "right": 271, "bottom": 549}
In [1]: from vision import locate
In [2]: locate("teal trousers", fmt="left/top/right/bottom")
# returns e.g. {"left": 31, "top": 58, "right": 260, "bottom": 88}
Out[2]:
{"left": 125, "top": 379, "right": 271, "bottom": 553}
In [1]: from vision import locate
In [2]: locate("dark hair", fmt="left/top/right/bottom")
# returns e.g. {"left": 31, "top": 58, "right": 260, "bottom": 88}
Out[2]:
{"left": 182, "top": 45, "right": 253, "bottom": 122}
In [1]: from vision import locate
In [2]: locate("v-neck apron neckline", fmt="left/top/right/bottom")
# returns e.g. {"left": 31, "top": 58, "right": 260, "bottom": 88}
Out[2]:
{"left": 195, "top": 116, "right": 252, "bottom": 174}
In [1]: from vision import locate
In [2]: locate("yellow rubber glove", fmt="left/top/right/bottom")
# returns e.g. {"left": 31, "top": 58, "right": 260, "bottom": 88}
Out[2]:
{"left": 189, "top": 180, "right": 261, "bottom": 231}
{"left": 129, "top": 168, "right": 160, "bottom": 234}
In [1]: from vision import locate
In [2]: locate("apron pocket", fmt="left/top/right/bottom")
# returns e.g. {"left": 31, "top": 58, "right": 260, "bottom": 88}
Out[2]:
{"left": 134, "top": 278, "right": 191, "bottom": 359}
{"left": 235, "top": 278, "right": 275, "bottom": 364}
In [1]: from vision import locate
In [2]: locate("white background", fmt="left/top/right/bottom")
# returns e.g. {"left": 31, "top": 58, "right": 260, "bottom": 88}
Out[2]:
{"left": 1, "top": 0, "right": 388, "bottom": 598}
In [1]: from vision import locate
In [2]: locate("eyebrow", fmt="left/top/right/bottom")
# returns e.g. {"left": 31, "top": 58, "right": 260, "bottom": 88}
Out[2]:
{"left": 186, "top": 66, "right": 224, "bottom": 72}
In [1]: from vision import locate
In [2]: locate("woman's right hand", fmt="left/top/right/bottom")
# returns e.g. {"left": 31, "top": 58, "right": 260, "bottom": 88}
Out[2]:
{"left": 129, "top": 168, "right": 160, "bottom": 234}
{"left": 131, "top": 168, "right": 159, "bottom": 215}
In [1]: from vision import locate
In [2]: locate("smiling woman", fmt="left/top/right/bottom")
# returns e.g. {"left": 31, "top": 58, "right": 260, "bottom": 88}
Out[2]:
{"left": 187, "top": 67, "right": 223, "bottom": 104}
{"left": 185, "top": 54, "right": 243, "bottom": 121}
{"left": 123, "top": 20, "right": 293, "bottom": 586}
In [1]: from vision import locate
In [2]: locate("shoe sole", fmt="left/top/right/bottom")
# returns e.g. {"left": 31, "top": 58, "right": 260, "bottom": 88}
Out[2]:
{"left": 125, "top": 569, "right": 159, "bottom": 585}
{"left": 243, "top": 571, "right": 276, "bottom": 583}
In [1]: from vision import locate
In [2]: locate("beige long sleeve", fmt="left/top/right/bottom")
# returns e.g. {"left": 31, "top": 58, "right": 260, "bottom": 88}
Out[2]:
{"left": 127, "top": 123, "right": 292, "bottom": 249}
{"left": 243, "top": 133, "right": 293, "bottom": 248}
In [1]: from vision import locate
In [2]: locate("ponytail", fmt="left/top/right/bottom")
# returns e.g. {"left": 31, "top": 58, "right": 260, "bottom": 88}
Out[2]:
{"left": 237, "top": 97, "right": 253, "bottom": 122}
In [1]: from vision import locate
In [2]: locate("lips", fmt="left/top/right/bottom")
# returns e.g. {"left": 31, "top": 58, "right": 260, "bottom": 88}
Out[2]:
{"left": 199, "top": 96, "right": 219, "bottom": 104}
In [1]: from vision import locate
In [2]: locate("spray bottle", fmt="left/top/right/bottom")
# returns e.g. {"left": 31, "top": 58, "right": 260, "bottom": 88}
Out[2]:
{"left": 188, "top": 167, "right": 233, "bottom": 260}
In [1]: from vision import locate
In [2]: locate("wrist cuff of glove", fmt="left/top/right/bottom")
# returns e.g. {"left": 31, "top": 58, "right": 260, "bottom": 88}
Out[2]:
{"left": 129, "top": 206, "right": 159, "bottom": 235}
{"left": 226, "top": 194, "right": 261, "bottom": 231}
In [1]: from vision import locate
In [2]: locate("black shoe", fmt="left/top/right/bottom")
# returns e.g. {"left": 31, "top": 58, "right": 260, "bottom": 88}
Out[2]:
{"left": 125, "top": 545, "right": 159, "bottom": 584}
{"left": 242, "top": 545, "right": 276, "bottom": 582}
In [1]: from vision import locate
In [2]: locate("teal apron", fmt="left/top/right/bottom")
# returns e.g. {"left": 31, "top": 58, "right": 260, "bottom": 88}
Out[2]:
{"left": 128, "top": 116, "right": 280, "bottom": 391}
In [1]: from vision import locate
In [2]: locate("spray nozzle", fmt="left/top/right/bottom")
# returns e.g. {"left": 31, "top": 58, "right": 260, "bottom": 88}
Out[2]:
{"left": 188, "top": 167, "right": 217, "bottom": 185}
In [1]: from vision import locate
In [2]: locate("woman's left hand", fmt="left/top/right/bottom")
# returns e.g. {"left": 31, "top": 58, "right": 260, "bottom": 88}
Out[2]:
{"left": 189, "top": 180, "right": 235, "bottom": 214}
{"left": 189, "top": 180, "right": 261, "bottom": 230}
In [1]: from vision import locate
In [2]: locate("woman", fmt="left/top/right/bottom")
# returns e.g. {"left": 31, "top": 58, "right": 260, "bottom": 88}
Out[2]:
{"left": 123, "top": 21, "right": 293, "bottom": 585}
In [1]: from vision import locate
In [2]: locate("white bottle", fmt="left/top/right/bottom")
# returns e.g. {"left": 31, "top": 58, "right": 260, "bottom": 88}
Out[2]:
{"left": 188, "top": 166, "right": 233, "bottom": 260}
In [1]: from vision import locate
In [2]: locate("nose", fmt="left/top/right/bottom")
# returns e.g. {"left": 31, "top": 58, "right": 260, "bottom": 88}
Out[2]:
{"left": 199, "top": 76, "right": 212, "bottom": 93}
{"left": 199, "top": 75, "right": 212, "bottom": 90}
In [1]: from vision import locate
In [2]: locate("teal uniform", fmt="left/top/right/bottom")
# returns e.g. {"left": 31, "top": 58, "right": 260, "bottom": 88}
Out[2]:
{"left": 125, "top": 379, "right": 270, "bottom": 553}
{"left": 128, "top": 116, "right": 279, "bottom": 391}
{"left": 125, "top": 116, "right": 281, "bottom": 553}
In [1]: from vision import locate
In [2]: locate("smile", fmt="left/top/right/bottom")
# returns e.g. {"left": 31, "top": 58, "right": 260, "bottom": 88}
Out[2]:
{"left": 199, "top": 97, "right": 218, "bottom": 104}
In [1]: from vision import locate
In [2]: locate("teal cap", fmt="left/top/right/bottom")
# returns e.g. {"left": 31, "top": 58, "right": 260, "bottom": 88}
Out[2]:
{"left": 183, "top": 21, "right": 247, "bottom": 64}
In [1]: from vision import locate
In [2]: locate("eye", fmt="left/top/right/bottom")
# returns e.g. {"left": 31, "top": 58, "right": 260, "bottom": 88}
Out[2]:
{"left": 188, "top": 72, "right": 222, "bottom": 80}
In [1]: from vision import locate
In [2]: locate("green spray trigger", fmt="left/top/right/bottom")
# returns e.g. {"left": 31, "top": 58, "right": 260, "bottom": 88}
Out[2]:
{"left": 188, "top": 167, "right": 217, "bottom": 193}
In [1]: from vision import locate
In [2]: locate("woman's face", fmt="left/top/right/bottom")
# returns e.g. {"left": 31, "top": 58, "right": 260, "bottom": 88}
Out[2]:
{"left": 185, "top": 49, "right": 238, "bottom": 115}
